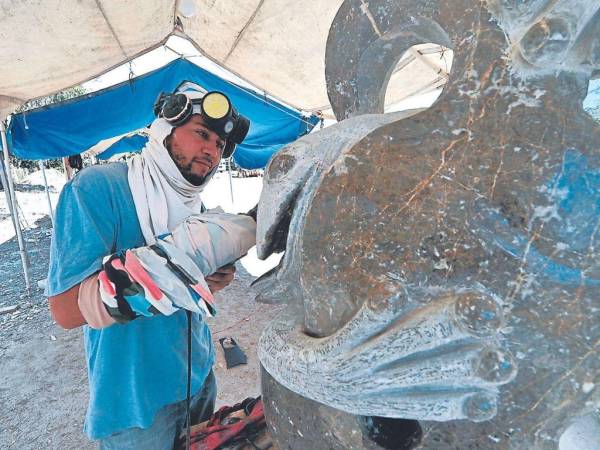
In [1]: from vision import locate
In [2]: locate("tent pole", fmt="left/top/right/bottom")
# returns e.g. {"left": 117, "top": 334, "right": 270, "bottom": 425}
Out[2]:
{"left": 227, "top": 158, "right": 234, "bottom": 205}
{"left": 1, "top": 120, "right": 31, "bottom": 293}
{"left": 39, "top": 160, "right": 55, "bottom": 227}
{"left": 0, "top": 155, "right": 18, "bottom": 233}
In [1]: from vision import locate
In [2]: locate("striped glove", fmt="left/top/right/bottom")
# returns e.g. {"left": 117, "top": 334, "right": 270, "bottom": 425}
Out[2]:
{"left": 98, "top": 212, "right": 256, "bottom": 323}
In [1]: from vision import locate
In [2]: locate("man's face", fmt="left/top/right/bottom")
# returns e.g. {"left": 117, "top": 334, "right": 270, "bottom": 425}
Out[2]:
{"left": 166, "top": 115, "right": 225, "bottom": 185}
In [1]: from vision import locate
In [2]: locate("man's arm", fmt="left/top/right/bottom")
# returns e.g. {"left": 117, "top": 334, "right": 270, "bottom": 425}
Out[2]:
{"left": 48, "top": 283, "right": 86, "bottom": 329}
{"left": 49, "top": 264, "right": 236, "bottom": 330}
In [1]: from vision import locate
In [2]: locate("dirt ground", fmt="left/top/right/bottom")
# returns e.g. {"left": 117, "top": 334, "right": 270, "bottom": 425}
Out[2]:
{"left": 0, "top": 206, "right": 282, "bottom": 449}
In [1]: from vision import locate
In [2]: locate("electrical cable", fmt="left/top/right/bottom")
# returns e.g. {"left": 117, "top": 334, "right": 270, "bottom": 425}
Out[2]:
{"left": 185, "top": 309, "right": 192, "bottom": 450}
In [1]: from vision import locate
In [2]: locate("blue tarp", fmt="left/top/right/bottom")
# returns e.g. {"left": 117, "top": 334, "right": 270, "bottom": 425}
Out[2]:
{"left": 6, "top": 58, "right": 318, "bottom": 169}
{"left": 97, "top": 134, "right": 147, "bottom": 160}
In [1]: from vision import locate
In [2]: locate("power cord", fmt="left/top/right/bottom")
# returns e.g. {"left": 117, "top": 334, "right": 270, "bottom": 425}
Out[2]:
{"left": 185, "top": 309, "right": 192, "bottom": 450}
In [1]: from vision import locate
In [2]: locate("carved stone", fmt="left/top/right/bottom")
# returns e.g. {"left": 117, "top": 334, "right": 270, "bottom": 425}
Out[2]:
{"left": 255, "top": 0, "right": 599, "bottom": 448}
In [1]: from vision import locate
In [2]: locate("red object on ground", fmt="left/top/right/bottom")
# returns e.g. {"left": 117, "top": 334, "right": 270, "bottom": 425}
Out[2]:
{"left": 188, "top": 397, "right": 266, "bottom": 450}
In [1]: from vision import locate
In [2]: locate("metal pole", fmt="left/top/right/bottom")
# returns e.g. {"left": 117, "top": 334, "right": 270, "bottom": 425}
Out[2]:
{"left": 39, "top": 160, "right": 55, "bottom": 227}
{"left": 1, "top": 119, "right": 31, "bottom": 293}
{"left": 227, "top": 158, "right": 234, "bottom": 205}
{"left": 0, "top": 155, "right": 18, "bottom": 233}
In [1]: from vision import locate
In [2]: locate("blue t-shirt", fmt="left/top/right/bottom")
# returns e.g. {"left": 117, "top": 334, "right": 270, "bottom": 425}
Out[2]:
{"left": 46, "top": 163, "right": 215, "bottom": 440}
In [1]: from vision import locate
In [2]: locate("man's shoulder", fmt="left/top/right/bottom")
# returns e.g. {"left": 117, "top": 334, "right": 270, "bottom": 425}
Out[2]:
{"left": 65, "top": 162, "right": 130, "bottom": 198}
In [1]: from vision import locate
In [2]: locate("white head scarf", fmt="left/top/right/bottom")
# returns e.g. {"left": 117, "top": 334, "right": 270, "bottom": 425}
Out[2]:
{"left": 127, "top": 117, "right": 218, "bottom": 245}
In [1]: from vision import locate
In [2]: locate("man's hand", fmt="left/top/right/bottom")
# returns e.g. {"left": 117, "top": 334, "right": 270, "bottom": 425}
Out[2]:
{"left": 206, "top": 264, "right": 236, "bottom": 293}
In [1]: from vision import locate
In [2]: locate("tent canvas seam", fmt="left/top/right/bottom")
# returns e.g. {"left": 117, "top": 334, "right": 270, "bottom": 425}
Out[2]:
{"left": 224, "top": 0, "right": 266, "bottom": 63}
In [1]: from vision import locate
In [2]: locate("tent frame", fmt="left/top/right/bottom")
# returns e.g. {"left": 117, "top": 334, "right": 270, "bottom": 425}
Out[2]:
{"left": 1, "top": 119, "right": 31, "bottom": 292}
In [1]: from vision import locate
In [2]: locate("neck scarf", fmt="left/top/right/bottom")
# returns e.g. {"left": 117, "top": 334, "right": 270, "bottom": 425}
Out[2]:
{"left": 127, "top": 118, "right": 217, "bottom": 245}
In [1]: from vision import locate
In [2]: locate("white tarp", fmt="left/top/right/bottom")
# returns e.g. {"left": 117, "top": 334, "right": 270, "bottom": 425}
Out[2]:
{"left": 0, "top": 0, "right": 174, "bottom": 118}
{"left": 182, "top": 0, "right": 344, "bottom": 112}
{"left": 0, "top": 0, "right": 450, "bottom": 119}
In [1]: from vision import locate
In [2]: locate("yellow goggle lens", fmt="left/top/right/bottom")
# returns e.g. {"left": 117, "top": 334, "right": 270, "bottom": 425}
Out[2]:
{"left": 203, "top": 92, "right": 230, "bottom": 119}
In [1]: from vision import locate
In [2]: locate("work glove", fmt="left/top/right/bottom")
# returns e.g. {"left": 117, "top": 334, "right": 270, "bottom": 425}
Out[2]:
{"left": 98, "top": 245, "right": 214, "bottom": 323}
{"left": 98, "top": 212, "right": 256, "bottom": 323}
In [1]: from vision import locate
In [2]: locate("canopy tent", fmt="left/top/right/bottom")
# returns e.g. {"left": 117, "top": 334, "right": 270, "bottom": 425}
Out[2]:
{"left": 0, "top": 0, "right": 452, "bottom": 291}
{"left": 0, "top": 0, "right": 451, "bottom": 120}
{"left": 6, "top": 58, "right": 318, "bottom": 168}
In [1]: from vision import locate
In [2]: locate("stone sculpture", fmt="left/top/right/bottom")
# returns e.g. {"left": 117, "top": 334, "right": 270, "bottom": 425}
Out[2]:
{"left": 254, "top": 0, "right": 599, "bottom": 448}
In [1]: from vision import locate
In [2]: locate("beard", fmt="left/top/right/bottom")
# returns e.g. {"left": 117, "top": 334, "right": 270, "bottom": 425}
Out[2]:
{"left": 166, "top": 140, "right": 210, "bottom": 186}
{"left": 173, "top": 158, "right": 208, "bottom": 186}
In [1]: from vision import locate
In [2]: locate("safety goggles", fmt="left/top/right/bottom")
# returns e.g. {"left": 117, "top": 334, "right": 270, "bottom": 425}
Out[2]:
{"left": 153, "top": 89, "right": 250, "bottom": 158}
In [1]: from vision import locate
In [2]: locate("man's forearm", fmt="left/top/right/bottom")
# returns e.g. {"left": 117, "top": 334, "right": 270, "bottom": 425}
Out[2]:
{"left": 78, "top": 272, "right": 117, "bottom": 328}
{"left": 49, "top": 212, "right": 255, "bottom": 329}
{"left": 49, "top": 271, "right": 117, "bottom": 329}
{"left": 48, "top": 283, "right": 87, "bottom": 329}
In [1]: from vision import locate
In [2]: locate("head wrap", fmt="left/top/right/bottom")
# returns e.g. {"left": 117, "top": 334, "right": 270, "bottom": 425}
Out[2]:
{"left": 127, "top": 84, "right": 219, "bottom": 245}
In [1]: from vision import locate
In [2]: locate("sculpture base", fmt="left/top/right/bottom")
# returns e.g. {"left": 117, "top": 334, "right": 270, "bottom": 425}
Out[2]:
{"left": 261, "top": 366, "right": 422, "bottom": 450}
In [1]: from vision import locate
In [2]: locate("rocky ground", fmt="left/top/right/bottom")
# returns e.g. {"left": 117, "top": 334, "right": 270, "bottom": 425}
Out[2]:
{"left": 0, "top": 188, "right": 282, "bottom": 449}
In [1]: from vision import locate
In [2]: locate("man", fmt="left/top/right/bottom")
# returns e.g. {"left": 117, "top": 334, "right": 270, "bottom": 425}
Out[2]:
{"left": 46, "top": 84, "right": 254, "bottom": 449}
